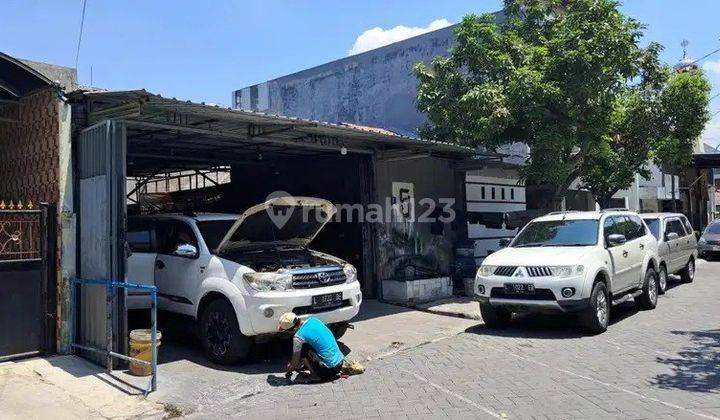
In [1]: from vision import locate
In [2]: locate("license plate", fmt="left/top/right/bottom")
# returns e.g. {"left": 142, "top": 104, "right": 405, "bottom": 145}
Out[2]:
{"left": 312, "top": 292, "right": 343, "bottom": 308}
{"left": 713, "top": 246, "right": 720, "bottom": 251}
{"left": 504, "top": 283, "right": 535, "bottom": 294}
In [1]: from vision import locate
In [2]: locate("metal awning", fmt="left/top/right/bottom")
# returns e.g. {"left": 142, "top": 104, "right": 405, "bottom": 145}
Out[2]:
{"left": 69, "top": 89, "right": 474, "bottom": 175}
{"left": 0, "top": 52, "right": 53, "bottom": 101}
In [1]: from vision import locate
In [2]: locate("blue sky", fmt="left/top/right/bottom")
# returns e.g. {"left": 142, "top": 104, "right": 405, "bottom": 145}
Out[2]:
{"left": 2, "top": 0, "right": 720, "bottom": 147}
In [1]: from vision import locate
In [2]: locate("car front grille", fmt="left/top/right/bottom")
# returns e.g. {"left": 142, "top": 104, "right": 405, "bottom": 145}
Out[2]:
{"left": 490, "top": 288, "right": 556, "bottom": 301}
{"left": 706, "top": 239, "right": 720, "bottom": 246}
{"left": 292, "top": 270, "right": 347, "bottom": 289}
{"left": 493, "top": 266, "right": 517, "bottom": 276}
{"left": 526, "top": 266, "right": 553, "bottom": 277}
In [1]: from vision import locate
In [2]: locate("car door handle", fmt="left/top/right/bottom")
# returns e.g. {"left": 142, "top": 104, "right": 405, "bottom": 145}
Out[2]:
{"left": 639, "top": 244, "right": 644, "bottom": 250}
{"left": 622, "top": 250, "right": 628, "bottom": 258}
{"left": 156, "top": 260, "right": 165, "bottom": 270}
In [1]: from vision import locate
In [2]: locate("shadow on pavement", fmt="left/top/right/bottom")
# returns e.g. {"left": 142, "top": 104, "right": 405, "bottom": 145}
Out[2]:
{"left": 653, "top": 329, "right": 720, "bottom": 393}
{"left": 464, "top": 301, "right": 641, "bottom": 339}
{"left": 128, "top": 309, "right": 356, "bottom": 375}
{"left": 350, "top": 299, "right": 414, "bottom": 322}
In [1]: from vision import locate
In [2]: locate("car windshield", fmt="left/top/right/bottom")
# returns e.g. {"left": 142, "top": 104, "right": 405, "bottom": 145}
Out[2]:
{"left": 643, "top": 218, "right": 660, "bottom": 240}
{"left": 706, "top": 223, "right": 720, "bottom": 235}
{"left": 197, "top": 220, "right": 237, "bottom": 252}
{"left": 512, "top": 219, "right": 599, "bottom": 247}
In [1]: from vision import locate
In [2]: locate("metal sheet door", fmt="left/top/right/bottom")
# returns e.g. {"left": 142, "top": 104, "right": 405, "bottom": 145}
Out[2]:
{"left": 77, "top": 120, "right": 127, "bottom": 365}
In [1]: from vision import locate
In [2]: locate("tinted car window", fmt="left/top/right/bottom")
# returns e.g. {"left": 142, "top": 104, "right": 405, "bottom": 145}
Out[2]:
{"left": 665, "top": 219, "right": 686, "bottom": 238}
{"left": 197, "top": 220, "right": 237, "bottom": 253}
{"left": 127, "top": 219, "right": 154, "bottom": 253}
{"left": 681, "top": 216, "right": 693, "bottom": 235}
{"left": 512, "top": 219, "right": 599, "bottom": 247}
{"left": 603, "top": 216, "right": 621, "bottom": 241}
{"left": 613, "top": 216, "right": 639, "bottom": 241}
{"left": 628, "top": 215, "right": 646, "bottom": 239}
{"left": 156, "top": 220, "right": 198, "bottom": 255}
{"left": 643, "top": 218, "right": 660, "bottom": 240}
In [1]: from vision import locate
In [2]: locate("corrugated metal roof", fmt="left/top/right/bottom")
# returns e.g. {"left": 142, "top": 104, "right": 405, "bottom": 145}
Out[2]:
{"left": 71, "top": 89, "right": 474, "bottom": 156}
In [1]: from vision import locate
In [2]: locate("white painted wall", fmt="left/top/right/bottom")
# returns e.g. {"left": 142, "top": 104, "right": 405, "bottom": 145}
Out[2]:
{"left": 465, "top": 167, "right": 526, "bottom": 263}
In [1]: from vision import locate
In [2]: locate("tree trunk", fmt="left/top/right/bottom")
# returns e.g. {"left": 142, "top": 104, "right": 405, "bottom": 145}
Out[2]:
{"left": 671, "top": 174, "right": 677, "bottom": 212}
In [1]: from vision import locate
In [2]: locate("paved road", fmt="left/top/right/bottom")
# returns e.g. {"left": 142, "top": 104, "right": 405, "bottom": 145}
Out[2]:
{"left": 189, "top": 260, "right": 720, "bottom": 419}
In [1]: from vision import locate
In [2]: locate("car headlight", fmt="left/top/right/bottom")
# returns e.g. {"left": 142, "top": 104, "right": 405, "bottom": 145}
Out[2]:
{"left": 343, "top": 264, "right": 358, "bottom": 283}
{"left": 548, "top": 265, "right": 584, "bottom": 278}
{"left": 242, "top": 271, "right": 293, "bottom": 291}
{"left": 698, "top": 238, "right": 706, "bottom": 245}
{"left": 477, "top": 265, "right": 497, "bottom": 277}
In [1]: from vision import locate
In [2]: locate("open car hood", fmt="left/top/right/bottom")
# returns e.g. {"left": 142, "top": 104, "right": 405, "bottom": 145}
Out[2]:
{"left": 216, "top": 197, "right": 337, "bottom": 254}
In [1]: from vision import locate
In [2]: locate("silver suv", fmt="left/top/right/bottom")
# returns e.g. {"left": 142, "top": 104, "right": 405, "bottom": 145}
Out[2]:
{"left": 641, "top": 213, "right": 698, "bottom": 293}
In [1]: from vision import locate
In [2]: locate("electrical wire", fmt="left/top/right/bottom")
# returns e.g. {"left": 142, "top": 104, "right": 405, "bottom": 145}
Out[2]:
{"left": 690, "top": 47, "right": 720, "bottom": 66}
{"left": 74, "top": 0, "right": 88, "bottom": 71}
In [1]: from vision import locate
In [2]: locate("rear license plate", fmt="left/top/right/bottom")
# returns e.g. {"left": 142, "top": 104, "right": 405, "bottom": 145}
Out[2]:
{"left": 504, "top": 283, "right": 535, "bottom": 295}
{"left": 312, "top": 292, "right": 343, "bottom": 309}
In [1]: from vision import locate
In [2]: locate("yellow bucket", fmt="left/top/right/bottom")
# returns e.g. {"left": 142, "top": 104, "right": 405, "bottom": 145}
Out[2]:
{"left": 128, "top": 329, "right": 162, "bottom": 376}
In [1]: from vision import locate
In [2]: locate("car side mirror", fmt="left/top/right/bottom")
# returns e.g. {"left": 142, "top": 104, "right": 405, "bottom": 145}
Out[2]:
{"left": 499, "top": 238, "right": 512, "bottom": 248}
{"left": 665, "top": 232, "right": 679, "bottom": 241}
{"left": 173, "top": 243, "right": 198, "bottom": 258}
{"left": 607, "top": 233, "right": 627, "bottom": 247}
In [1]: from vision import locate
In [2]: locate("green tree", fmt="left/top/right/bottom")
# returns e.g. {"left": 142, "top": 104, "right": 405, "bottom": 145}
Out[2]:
{"left": 415, "top": 0, "right": 669, "bottom": 209}
{"left": 654, "top": 70, "right": 711, "bottom": 211}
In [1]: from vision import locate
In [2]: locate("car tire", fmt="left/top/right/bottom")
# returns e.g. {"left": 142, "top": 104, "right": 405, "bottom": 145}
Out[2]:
{"left": 330, "top": 322, "right": 349, "bottom": 339}
{"left": 199, "top": 298, "right": 252, "bottom": 365}
{"left": 636, "top": 267, "right": 658, "bottom": 310}
{"left": 479, "top": 304, "right": 511, "bottom": 329}
{"left": 680, "top": 258, "right": 695, "bottom": 283}
{"left": 658, "top": 265, "right": 668, "bottom": 295}
{"left": 579, "top": 281, "right": 609, "bottom": 334}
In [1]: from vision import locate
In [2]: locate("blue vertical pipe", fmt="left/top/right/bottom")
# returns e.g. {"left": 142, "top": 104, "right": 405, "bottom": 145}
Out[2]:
{"left": 150, "top": 288, "right": 157, "bottom": 392}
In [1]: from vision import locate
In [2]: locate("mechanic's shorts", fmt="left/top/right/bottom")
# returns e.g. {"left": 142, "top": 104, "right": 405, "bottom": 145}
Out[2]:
{"left": 301, "top": 344, "right": 342, "bottom": 381}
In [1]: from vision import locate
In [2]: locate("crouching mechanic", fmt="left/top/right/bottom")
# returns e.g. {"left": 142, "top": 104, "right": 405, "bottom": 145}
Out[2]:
{"left": 279, "top": 312, "right": 344, "bottom": 382}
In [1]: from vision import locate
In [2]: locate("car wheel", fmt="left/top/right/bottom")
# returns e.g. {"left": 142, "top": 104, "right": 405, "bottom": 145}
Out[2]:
{"left": 680, "top": 258, "right": 695, "bottom": 283}
{"left": 330, "top": 322, "right": 349, "bottom": 339}
{"left": 636, "top": 267, "right": 658, "bottom": 310}
{"left": 580, "top": 281, "right": 609, "bottom": 334}
{"left": 199, "top": 299, "right": 252, "bottom": 365}
{"left": 658, "top": 265, "right": 668, "bottom": 295}
{"left": 479, "top": 303, "right": 511, "bottom": 329}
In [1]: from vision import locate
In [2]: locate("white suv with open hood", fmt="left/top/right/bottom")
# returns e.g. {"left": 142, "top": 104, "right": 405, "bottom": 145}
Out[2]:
{"left": 473, "top": 210, "right": 660, "bottom": 333}
{"left": 126, "top": 197, "right": 362, "bottom": 364}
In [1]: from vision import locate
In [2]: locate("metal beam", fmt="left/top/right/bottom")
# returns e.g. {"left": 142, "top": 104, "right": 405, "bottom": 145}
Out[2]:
{"left": 0, "top": 80, "right": 19, "bottom": 97}
{"left": 124, "top": 120, "right": 374, "bottom": 155}
{"left": 196, "top": 170, "right": 220, "bottom": 186}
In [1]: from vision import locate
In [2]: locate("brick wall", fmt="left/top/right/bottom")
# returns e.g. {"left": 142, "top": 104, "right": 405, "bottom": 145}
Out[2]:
{"left": 0, "top": 88, "right": 60, "bottom": 204}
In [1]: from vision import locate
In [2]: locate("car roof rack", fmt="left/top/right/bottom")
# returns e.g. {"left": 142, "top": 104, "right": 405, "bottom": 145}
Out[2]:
{"left": 600, "top": 208, "right": 629, "bottom": 213}
{"left": 546, "top": 210, "right": 581, "bottom": 215}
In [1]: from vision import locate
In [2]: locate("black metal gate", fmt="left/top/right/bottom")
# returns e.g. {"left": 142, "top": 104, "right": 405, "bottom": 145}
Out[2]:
{"left": 0, "top": 203, "right": 57, "bottom": 361}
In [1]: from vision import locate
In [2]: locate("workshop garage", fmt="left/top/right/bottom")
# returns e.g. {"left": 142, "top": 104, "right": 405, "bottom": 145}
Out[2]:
{"left": 68, "top": 89, "right": 471, "bottom": 364}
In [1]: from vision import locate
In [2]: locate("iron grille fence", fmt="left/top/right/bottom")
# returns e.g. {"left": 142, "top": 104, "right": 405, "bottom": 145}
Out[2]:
{"left": 0, "top": 201, "right": 41, "bottom": 262}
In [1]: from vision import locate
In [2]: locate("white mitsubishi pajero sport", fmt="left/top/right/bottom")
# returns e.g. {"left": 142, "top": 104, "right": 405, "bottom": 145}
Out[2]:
{"left": 126, "top": 197, "right": 362, "bottom": 364}
{"left": 474, "top": 210, "right": 660, "bottom": 333}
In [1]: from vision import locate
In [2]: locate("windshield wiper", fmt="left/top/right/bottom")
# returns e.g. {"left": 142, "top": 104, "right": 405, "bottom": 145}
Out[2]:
{"left": 513, "top": 242, "right": 547, "bottom": 248}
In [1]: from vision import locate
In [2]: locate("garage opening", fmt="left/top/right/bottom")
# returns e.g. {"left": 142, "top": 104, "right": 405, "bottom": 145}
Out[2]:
{"left": 125, "top": 141, "right": 373, "bottom": 290}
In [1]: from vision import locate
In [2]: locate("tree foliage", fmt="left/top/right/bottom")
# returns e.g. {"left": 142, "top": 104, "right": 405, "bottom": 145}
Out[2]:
{"left": 415, "top": 0, "right": 709, "bottom": 209}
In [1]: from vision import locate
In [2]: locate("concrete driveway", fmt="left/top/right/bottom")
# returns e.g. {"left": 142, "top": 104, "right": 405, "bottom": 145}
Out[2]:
{"left": 116, "top": 299, "right": 478, "bottom": 417}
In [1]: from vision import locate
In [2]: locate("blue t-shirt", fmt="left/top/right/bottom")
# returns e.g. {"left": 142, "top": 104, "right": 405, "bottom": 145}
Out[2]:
{"left": 295, "top": 317, "right": 344, "bottom": 368}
